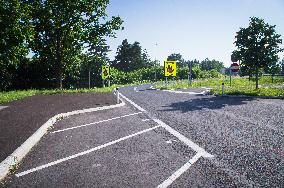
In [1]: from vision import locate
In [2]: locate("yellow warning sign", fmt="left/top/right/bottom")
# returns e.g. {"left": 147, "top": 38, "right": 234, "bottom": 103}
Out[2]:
{"left": 102, "top": 66, "right": 110, "bottom": 80}
{"left": 164, "top": 61, "right": 177, "bottom": 77}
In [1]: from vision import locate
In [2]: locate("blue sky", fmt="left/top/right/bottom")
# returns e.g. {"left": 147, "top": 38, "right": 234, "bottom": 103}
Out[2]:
{"left": 106, "top": 0, "right": 284, "bottom": 67}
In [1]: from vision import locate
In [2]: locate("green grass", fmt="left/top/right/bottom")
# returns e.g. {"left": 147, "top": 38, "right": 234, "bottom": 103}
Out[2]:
{"left": 0, "top": 86, "right": 119, "bottom": 105}
{"left": 156, "top": 76, "right": 284, "bottom": 97}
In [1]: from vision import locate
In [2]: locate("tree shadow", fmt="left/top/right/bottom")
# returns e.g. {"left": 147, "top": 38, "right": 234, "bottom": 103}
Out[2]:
{"left": 159, "top": 96, "right": 256, "bottom": 113}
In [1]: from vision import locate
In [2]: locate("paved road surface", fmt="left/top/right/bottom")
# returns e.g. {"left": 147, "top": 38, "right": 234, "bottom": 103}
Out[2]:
{"left": 3, "top": 84, "right": 283, "bottom": 187}
{"left": 119, "top": 84, "right": 284, "bottom": 187}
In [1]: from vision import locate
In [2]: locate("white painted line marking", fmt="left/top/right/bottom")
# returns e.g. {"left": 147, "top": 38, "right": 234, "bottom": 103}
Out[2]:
{"left": 15, "top": 125, "right": 161, "bottom": 177}
{"left": 119, "top": 90, "right": 213, "bottom": 158}
{"left": 52, "top": 112, "right": 142, "bottom": 133}
{"left": 142, "top": 119, "right": 150, "bottom": 122}
{"left": 157, "top": 152, "right": 203, "bottom": 188}
{"left": 153, "top": 118, "right": 213, "bottom": 158}
{"left": 163, "top": 90, "right": 206, "bottom": 95}
{"left": 0, "top": 106, "right": 8, "bottom": 111}
{"left": 119, "top": 93, "right": 146, "bottom": 112}
{"left": 0, "top": 101, "right": 125, "bottom": 181}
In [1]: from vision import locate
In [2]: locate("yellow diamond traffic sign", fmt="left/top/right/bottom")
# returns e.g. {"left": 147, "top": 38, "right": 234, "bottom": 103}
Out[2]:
{"left": 164, "top": 61, "right": 177, "bottom": 77}
{"left": 102, "top": 66, "right": 110, "bottom": 80}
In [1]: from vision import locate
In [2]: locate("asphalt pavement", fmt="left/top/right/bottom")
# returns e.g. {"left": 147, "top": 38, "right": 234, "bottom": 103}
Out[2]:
{"left": 2, "top": 84, "right": 283, "bottom": 187}
{"left": 119, "top": 84, "right": 284, "bottom": 187}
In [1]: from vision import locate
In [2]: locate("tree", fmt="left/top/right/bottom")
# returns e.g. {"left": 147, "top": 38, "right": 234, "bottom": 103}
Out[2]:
{"left": 79, "top": 38, "right": 111, "bottom": 88}
{"left": 0, "top": 0, "right": 32, "bottom": 90}
{"left": 188, "top": 59, "right": 200, "bottom": 67}
{"left": 112, "top": 39, "right": 152, "bottom": 72}
{"left": 29, "top": 0, "right": 123, "bottom": 88}
{"left": 200, "top": 58, "right": 224, "bottom": 72}
{"left": 167, "top": 53, "right": 187, "bottom": 67}
{"left": 112, "top": 39, "right": 130, "bottom": 71}
{"left": 281, "top": 57, "right": 284, "bottom": 75}
{"left": 233, "top": 17, "right": 283, "bottom": 89}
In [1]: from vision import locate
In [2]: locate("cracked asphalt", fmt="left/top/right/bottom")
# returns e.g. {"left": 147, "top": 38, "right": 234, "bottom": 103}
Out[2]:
{"left": 2, "top": 84, "right": 283, "bottom": 187}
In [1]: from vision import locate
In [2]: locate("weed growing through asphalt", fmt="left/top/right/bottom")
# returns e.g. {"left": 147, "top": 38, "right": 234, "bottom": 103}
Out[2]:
{"left": 47, "top": 125, "right": 55, "bottom": 132}
{"left": 8, "top": 157, "right": 19, "bottom": 174}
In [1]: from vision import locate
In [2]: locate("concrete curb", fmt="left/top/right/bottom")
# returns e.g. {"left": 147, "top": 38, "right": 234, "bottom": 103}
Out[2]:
{"left": 152, "top": 86, "right": 212, "bottom": 95}
{"left": 0, "top": 100, "right": 125, "bottom": 181}
{"left": 162, "top": 89, "right": 211, "bottom": 95}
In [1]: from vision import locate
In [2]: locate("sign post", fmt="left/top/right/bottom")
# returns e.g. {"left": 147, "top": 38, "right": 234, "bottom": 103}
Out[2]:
{"left": 188, "top": 61, "right": 192, "bottom": 86}
{"left": 230, "top": 63, "right": 240, "bottom": 86}
{"left": 164, "top": 61, "right": 177, "bottom": 86}
{"left": 101, "top": 65, "right": 110, "bottom": 87}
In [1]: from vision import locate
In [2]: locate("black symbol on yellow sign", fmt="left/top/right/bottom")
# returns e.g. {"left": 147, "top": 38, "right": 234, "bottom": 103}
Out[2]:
{"left": 102, "top": 66, "right": 110, "bottom": 80}
{"left": 164, "top": 61, "right": 177, "bottom": 77}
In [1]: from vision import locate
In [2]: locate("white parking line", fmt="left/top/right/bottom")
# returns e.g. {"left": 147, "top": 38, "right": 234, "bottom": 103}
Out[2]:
{"left": 152, "top": 119, "right": 213, "bottom": 158}
{"left": 119, "top": 91, "right": 213, "bottom": 187}
{"left": 119, "top": 92, "right": 213, "bottom": 158}
{"left": 119, "top": 93, "right": 146, "bottom": 112}
{"left": 52, "top": 112, "right": 142, "bottom": 134}
{"left": 157, "top": 152, "right": 203, "bottom": 188}
{"left": 163, "top": 90, "right": 207, "bottom": 95}
{"left": 15, "top": 125, "right": 161, "bottom": 177}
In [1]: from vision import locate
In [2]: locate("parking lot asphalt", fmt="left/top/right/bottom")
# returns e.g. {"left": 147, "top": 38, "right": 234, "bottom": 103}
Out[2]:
{"left": 119, "top": 84, "right": 284, "bottom": 187}
{"left": 3, "top": 103, "right": 208, "bottom": 187}
{"left": 2, "top": 84, "right": 283, "bottom": 187}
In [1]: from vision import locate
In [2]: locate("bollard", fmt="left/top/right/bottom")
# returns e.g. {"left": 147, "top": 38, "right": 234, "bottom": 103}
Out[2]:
{"left": 116, "top": 88, "right": 120, "bottom": 104}
{"left": 222, "top": 83, "right": 225, "bottom": 96}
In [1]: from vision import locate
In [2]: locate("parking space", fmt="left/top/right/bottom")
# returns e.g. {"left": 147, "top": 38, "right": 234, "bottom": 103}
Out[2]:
{"left": 4, "top": 103, "right": 208, "bottom": 187}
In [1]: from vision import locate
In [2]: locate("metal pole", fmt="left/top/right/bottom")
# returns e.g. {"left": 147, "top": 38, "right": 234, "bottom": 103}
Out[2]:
{"left": 116, "top": 88, "right": 120, "bottom": 104}
{"left": 88, "top": 69, "right": 91, "bottom": 89}
{"left": 222, "top": 82, "right": 225, "bottom": 96}
{"left": 166, "top": 77, "right": 168, "bottom": 86}
{"left": 230, "top": 68, "right": 232, "bottom": 87}
{"left": 155, "top": 69, "right": 157, "bottom": 82}
{"left": 103, "top": 80, "right": 105, "bottom": 88}
{"left": 108, "top": 79, "right": 110, "bottom": 87}
{"left": 189, "top": 61, "right": 192, "bottom": 86}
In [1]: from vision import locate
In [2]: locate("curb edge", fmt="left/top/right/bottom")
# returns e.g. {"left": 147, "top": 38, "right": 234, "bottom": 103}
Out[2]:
{"left": 0, "top": 100, "right": 125, "bottom": 181}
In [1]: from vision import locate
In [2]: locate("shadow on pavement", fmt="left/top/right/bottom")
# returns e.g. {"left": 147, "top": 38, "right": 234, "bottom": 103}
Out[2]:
{"left": 160, "top": 96, "right": 256, "bottom": 113}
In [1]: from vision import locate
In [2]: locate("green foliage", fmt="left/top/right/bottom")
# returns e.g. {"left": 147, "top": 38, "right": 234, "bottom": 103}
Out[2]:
{"left": 111, "top": 66, "right": 163, "bottom": 84}
{"left": 112, "top": 39, "right": 154, "bottom": 72}
{"left": 28, "top": 0, "right": 123, "bottom": 88}
{"left": 0, "top": 86, "right": 120, "bottom": 104}
{"left": 167, "top": 53, "right": 187, "bottom": 67}
{"left": 109, "top": 64, "right": 223, "bottom": 85}
{"left": 233, "top": 17, "right": 283, "bottom": 89}
{"left": 156, "top": 76, "right": 284, "bottom": 97}
{"left": 0, "top": 0, "right": 123, "bottom": 91}
{"left": 200, "top": 58, "right": 224, "bottom": 72}
{"left": 0, "top": 0, "right": 33, "bottom": 90}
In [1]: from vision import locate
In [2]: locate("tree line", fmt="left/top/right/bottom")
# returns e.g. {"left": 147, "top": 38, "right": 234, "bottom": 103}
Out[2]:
{"left": 1, "top": 1, "right": 283, "bottom": 92}
{"left": 0, "top": 0, "right": 123, "bottom": 91}
{"left": 110, "top": 41, "right": 225, "bottom": 84}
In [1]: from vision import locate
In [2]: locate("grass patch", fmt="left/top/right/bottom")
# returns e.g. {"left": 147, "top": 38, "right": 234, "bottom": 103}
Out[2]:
{"left": 0, "top": 85, "right": 120, "bottom": 105}
{"left": 156, "top": 76, "right": 284, "bottom": 97}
